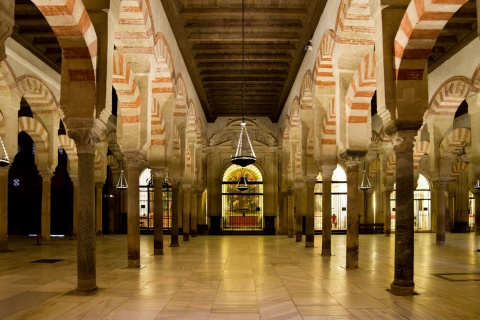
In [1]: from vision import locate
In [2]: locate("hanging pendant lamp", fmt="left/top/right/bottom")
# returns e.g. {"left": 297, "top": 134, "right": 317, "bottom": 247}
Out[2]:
{"left": 0, "top": 136, "right": 9, "bottom": 167}
{"left": 116, "top": 158, "right": 128, "bottom": 190}
{"left": 474, "top": 179, "right": 480, "bottom": 190}
{"left": 231, "top": 0, "right": 256, "bottom": 168}
{"left": 359, "top": 169, "right": 371, "bottom": 190}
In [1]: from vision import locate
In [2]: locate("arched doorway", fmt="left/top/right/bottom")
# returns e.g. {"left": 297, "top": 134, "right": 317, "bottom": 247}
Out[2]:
{"left": 391, "top": 173, "right": 431, "bottom": 231}
{"left": 138, "top": 168, "right": 172, "bottom": 233}
{"left": 222, "top": 164, "right": 263, "bottom": 231}
{"left": 314, "top": 165, "right": 348, "bottom": 231}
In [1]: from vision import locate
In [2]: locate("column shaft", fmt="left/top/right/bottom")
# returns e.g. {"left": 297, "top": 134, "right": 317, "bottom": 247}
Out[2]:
{"left": 287, "top": 190, "right": 294, "bottom": 238}
{"left": 170, "top": 184, "right": 180, "bottom": 247}
{"left": 384, "top": 188, "right": 393, "bottom": 236}
{"left": 475, "top": 192, "right": 480, "bottom": 235}
{"left": 190, "top": 190, "right": 197, "bottom": 237}
{"left": 322, "top": 176, "right": 333, "bottom": 256}
{"left": 0, "top": 168, "right": 8, "bottom": 251}
{"left": 434, "top": 180, "right": 448, "bottom": 245}
{"left": 95, "top": 183, "right": 103, "bottom": 235}
{"left": 126, "top": 164, "right": 141, "bottom": 268}
{"left": 346, "top": 161, "right": 361, "bottom": 269}
{"left": 183, "top": 185, "right": 191, "bottom": 241}
{"left": 305, "top": 179, "right": 315, "bottom": 247}
{"left": 295, "top": 186, "right": 303, "bottom": 242}
{"left": 40, "top": 174, "right": 52, "bottom": 242}
{"left": 153, "top": 178, "right": 164, "bottom": 255}
{"left": 390, "top": 131, "right": 416, "bottom": 296}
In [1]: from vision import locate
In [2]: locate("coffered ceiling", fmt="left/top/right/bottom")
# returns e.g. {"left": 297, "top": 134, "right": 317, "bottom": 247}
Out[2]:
{"left": 10, "top": 0, "right": 478, "bottom": 123}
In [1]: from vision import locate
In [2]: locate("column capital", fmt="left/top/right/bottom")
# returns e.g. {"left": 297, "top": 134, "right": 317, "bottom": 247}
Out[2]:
{"left": 39, "top": 170, "right": 54, "bottom": 181}
{"left": 431, "top": 179, "right": 450, "bottom": 190}
{"left": 341, "top": 150, "right": 366, "bottom": 170}
{"left": 293, "top": 180, "right": 305, "bottom": 191}
{"left": 320, "top": 164, "right": 336, "bottom": 180}
{"left": 123, "top": 151, "right": 146, "bottom": 169}
{"left": 382, "top": 185, "right": 394, "bottom": 194}
{"left": 150, "top": 167, "right": 167, "bottom": 181}
{"left": 305, "top": 176, "right": 316, "bottom": 188}
{"left": 391, "top": 130, "right": 416, "bottom": 153}
{"left": 69, "top": 128, "right": 101, "bottom": 154}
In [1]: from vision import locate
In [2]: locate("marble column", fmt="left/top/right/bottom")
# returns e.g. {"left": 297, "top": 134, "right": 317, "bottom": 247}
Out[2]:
{"left": 39, "top": 171, "right": 53, "bottom": 243}
{"left": 281, "top": 193, "right": 288, "bottom": 235}
{"left": 294, "top": 182, "right": 304, "bottom": 242}
{"left": 196, "top": 191, "right": 203, "bottom": 233}
{"left": 190, "top": 189, "right": 197, "bottom": 237}
{"left": 383, "top": 186, "right": 394, "bottom": 236}
{"left": 287, "top": 187, "right": 294, "bottom": 238}
{"left": 321, "top": 165, "right": 335, "bottom": 256}
{"left": 390, "top": 130, "right": 416, "bottom": 296}
{"left": 366, "top": 189, "right": 375, "bottom": 223}
{"left": 0, "top": 167, "right": 9, "bottom": 251}
{"left": 305, "top": 178, "right": 316, "bottom": 247}
{"left": 475, "top": 191, "right": 480, "bottom": 235}
{"left": 125, "top": 156, "right": 142, "bottom": 268}
{"left": 433, "top": 179, "right": 449, "bottom": 245}
{"left": 69, "top": 128, "right": 99, "bottom": 294}
{"left": 71, "top": 177, "right": 79, "bottom": 238}
{"left": 170, "top": 182, "right": 180, "bottom": 247}
{"left": 182, "top": 184, "right": 191, "bottom": 241}
{"left": 345, "top": 154, "right": 364, "bottom": 269}
{"left": 151, "top": 168, "right": 166, "bottom": 255}
{"left": 95, "top": 182, "right": 103, "bottom": 235}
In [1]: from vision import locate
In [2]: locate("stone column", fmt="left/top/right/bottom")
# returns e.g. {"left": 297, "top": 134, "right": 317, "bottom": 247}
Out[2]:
{"left": 287, "top": 187, "right": 294, "bottom": 238}
{"left": 366, "top": 189, "right": 375, "bottom": 223}
{"left": 294, "top": 182, "right": 304, "bottom": 242}
{"left": 197, "top": 190, "right": 203, "bottom": 233}
{"left": 474, "top": 191, "right": 480, "bottom": 235}
{"left": 433, "top": 179, "right": 449, "bottom": 245}
{"left": 95, "top": 182, "right": 103, "bottom": 235}
{"left": 321, "top": 165, "right": 335, "bottom": 256}
{"left": 151, "top": 168, "right": 166, "bottom": 255}
{"left": 0, "top": 167, "right": 9, "bottom": 251}
{"left": 190, "top": 189, "right": 198, "bottom": 237}
{"left": 170, "top": 181, "right": 180, "bottom": 247}
{"left": 125, "top": 154, "right": 142, "bottom": 268}
{"left": 39, "top": 171, "right": 53, "bottom": 243}
{"left": 70, "top": 176, "right": 79, "bottom": 238}
{"left": 344, "top": 154, "right": 365, "bottom": 269}
{"left": 182, "top": 184, "right": 191, "bottom": 241}
{"left": 69, "top": 127, "right": 100, "bottom": 294}
{"left": 305, "top": 178, "right": 316, "bottom": 247}
{"left": 390, "top": 130, "right": 416, "bottom": 296}
{"left": 383, "top": 186, "right": 394, "bottom": 235}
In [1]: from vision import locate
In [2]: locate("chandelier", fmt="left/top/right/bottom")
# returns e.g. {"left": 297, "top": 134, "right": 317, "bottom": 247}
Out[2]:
{"left": 0, "top": 136, "right": 9, "bottom": 167}
{"left": 231, "top": 0, "right": 256, "bottom": 168}
{"left": 359, "top": 169, "right": 371, "bottom": 190}
{"left": 116, "top": 157, "right": 128, "bottom": 190}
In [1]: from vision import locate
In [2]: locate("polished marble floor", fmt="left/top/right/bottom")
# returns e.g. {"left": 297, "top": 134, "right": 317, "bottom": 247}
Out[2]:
{"left": 0, "top": 233, "right": 479, "bottom": 319}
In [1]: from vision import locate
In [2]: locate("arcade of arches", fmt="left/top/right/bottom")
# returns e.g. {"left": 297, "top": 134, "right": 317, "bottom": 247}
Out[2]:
{"left": 0, "top": 0, "right": 480, "bottom": 303}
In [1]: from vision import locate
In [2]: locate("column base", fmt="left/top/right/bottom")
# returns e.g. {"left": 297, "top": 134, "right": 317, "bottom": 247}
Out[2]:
{"left": 436, "top": 240, "right": 445, "bottom": 246}
{"left": 389, "top": 282, "right": 416, "bottom": 296}
{"left": 75, "top": 279, "right": 98, "bottom": 295}
{"left": 295, "top": 234, "right": 302, "bottom": 242}
{"left": 183, "top": 233, "right": 189, "bottom": 241}
{"left": 128, "top": 259, "right": 140, "bottom": 268}
{"left": 153, "top": 249, "right": 164, "bottom": 255}
{"left": 287, "top": 234, "right": 294, "bottom": 238}
{"left": 321, "top": 250, "right": 331, "bottom": 256}
{"left": 305, "top": 241, "right": 314, "bottom": 248}
{"left": 169, "top": 242, "right": 180, "bottom": 247}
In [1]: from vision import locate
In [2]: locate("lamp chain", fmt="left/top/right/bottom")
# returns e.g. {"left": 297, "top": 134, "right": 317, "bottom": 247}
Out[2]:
{"left": 242, "top": 0, "right": 245, "bottom": 123}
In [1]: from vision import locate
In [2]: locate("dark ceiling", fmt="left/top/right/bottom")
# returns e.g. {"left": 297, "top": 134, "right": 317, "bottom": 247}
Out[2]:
{"left": 10, "top": 0, "right": 478, "bottom": 123}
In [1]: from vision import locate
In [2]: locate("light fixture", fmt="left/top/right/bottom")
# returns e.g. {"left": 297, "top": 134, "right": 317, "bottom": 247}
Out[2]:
{"left": 237, "top": 168, "right": 249, "bottom": 191}
{"left": 474, "top": 179, "right": 480, "bottom": 190}
{"left": 0, "top": 136, "right": 9, "bottom": 167}
{"left": 116, "top": 158, "right": 128, "bottom": 190}
{"left": 359, "top": 169, "right": 371, "bottom": 190}
{"left": 231, "top": 0, "right": 256, "bottom": 168}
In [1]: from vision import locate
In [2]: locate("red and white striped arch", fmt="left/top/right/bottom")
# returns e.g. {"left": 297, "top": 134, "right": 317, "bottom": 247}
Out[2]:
{"left": 413, "top": 140, "right": 429, "bottom": 169}
{"left": 321, "top": 98, "right": 336, "bottom": 145}
{"left": 346, "top": 51, "right": 376, "bottom": 125}
{"left": 18, "top": 116, "right": 48, "bottom": 153}
{"left": 174, "top": 75, "right": 188, "bottom": 119}
{"left": 439, "top": 127, "right": 470, "bottom": 157}
{"left": 386, "top": 153, "right": 396, "bottom": 178}
{"left": 314, "top": 30, "right": 335, "bottom": 87}
{"left": 426, "top": 76, "right": 472, "bottom": 121}
{"left": 31, "top": 0, "right": 97, "bottom": 82}
{"left": 0, "top": 61, "right": 17, "bottom": 98}
{"left": 288, "top": 98, "right": 301, "bottom": 128}
{"left": 307, "top": 129, "right": 314, "bottom": 159}
{"left": 16, "top": 76, "right": 59, "bottom": 114}
{"left": 107, "top": 154, "right": 120, "bottom": 172}
{"left": 394, "top": 0, "right": 468, "bottom": 80}
{"left": 152, "top": 33, "right": 175, "bottom": 105}
{"left": 368, "top": 158, "right": 380, "bottom": 178}
{"left": 112, "top": 51, "right": 141, "bottom": 144}
{"left": 451, "top": 159, "right": 468, "bottom": 181}
{"left": 115, "top": 0, "right": 154, "bottom": 55}
{"left": 294, "top": 142, "right": 302, "bottom": 175}
{"left": 300, "top": 71, "right": 313, "bottom": 109}
{"left": 151, "top": 98, "right": 166, "bottom": 146}
{"left": 334, "top": 0, "right": 374, "bottom": 45}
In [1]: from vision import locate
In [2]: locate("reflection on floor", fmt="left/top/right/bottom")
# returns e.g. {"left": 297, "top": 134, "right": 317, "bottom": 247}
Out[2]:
{"left": 0, "top": 233, "right": 479, "bottom": 319}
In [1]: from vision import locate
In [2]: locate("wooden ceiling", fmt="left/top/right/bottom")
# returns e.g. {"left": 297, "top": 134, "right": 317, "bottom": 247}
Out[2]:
{"left": 161, "top": 0, "right": 327, "bottom": 122}
{"left": 9, "top": 0, "right": 478, "bottom": 123}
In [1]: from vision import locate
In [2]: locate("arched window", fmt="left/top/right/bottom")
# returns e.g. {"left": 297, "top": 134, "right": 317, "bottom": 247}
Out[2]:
{"left": 314, "top": 165, "right": 348, "bottom": 230}
{"left": 390, "top": 173, "right": 431, "bottom": 231}
{"left": 222, "top": 164, "right": 263, "bottom": 231}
